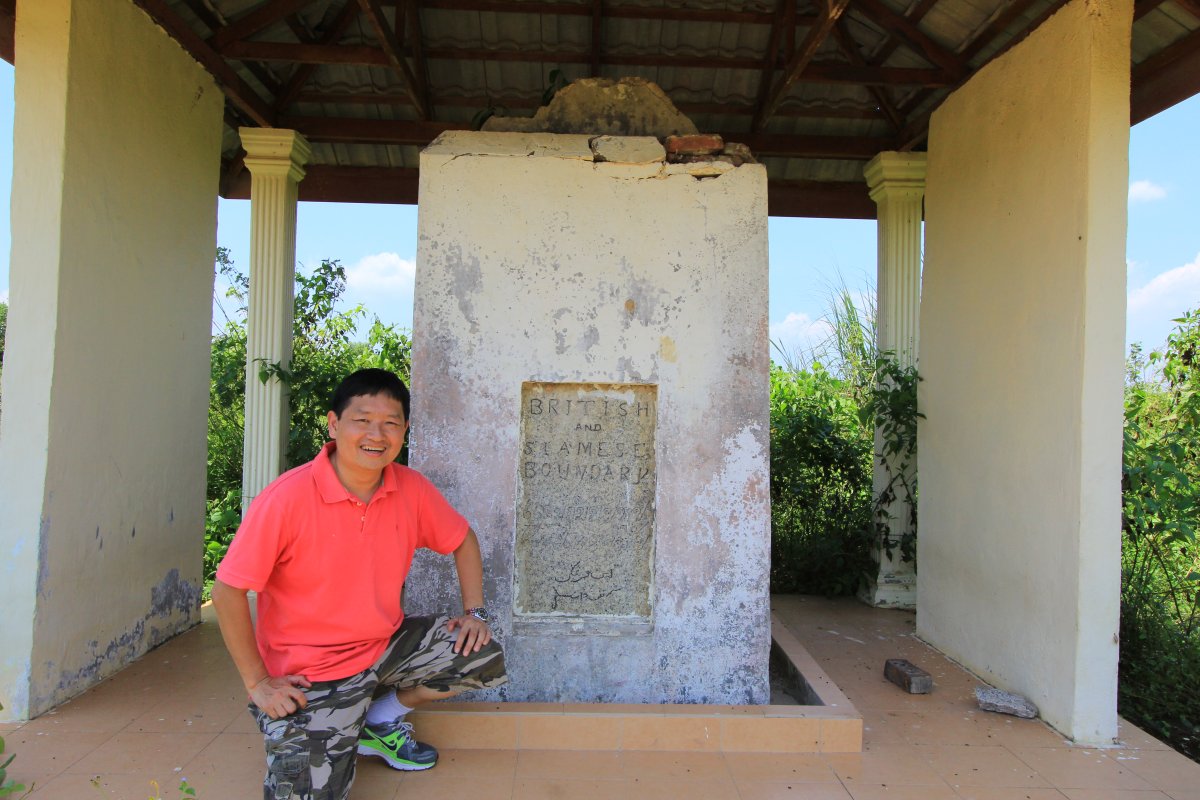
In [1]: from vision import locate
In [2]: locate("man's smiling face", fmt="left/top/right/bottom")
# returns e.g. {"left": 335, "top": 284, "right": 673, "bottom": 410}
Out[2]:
{"left": 326, "top": 392, "right": 409, "bottom": 476}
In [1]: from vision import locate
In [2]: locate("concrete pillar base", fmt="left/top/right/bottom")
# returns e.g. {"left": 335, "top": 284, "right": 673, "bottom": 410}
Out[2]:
{"left": 859, "top": 572, "right": 916, "bottom": 610}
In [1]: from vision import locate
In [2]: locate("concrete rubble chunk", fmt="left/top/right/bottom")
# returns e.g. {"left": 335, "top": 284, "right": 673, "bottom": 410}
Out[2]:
{"left": 884, "top": 658, "right": 933, "bottom": 694}
{"left": 482, "top": 77, "right": 699, "bottom": 137}
{"left": 975, "top": 687, "right": 1039, "bottom": 718}
{"left": 590, "top": 135, "right": 666, "bottom": 164}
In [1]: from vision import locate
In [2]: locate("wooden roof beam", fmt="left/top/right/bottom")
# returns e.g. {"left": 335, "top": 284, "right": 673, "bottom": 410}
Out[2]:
{"left": 0, "top": 0, "right": 13, "bottom": 65}
{"left": 209, "top": 0, "right": 315, "bottom": 51}
{"left": 832, "top": 19, "right": 904, "bottom": 131}
{"left": 223, "top": 40, "right": 951, "bottom": 85}
{"left": 591, "top": 0, "right": 604, "bottom": 77}
{"left": 866, "top": 0, "right": 942, "bottom": 67}
{"left": 411, "top": 0, "right": 788, "bottom": 25}
{"left": 752, "top": 0, "right": 797, "bottom": 133}
{"left": 280, "top": 114, "right": 894, "bottom": 158}
{"left": 132, "top": 0, "right": 275, "bottom": 126}
{"left": 959, "top": 0, "right": 1041, "bottom": 62}
{"left": 274, "top": 0, "right": 361, "bottom": 112}
{"left": 1171, "top": 0, "right": 1200, "bottom": 19}
{"left": 405, "top": 0, "right": 433, "bottom": 114}
{"left": 357, "top": 0, "right": 430, "bottom": 118}
{"left": 754, "top": 0, "right": 853, "bottom": 131}
{"left": 1132, "top": 27, "right": 1200, "bottom": 122}
{"left": 851, "top": 0, "right": 967, "bottom": 78}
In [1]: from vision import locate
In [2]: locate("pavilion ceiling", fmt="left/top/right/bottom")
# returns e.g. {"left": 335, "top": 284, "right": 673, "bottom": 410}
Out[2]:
{"left": 3, "top": 0, "right": 1198, "bottom": 217}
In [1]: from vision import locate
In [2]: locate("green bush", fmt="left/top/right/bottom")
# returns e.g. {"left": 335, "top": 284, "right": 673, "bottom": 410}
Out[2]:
{"left": 1120, "top": 309, "right": 1200, "bottom": 758}
{"left": 769, "top": 363, "right": 874, "bottom": 595}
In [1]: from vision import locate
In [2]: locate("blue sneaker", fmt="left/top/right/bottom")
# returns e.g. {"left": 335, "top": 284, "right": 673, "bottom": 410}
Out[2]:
{"left": 356, "top": 720, "right": 438, "bottom": 771}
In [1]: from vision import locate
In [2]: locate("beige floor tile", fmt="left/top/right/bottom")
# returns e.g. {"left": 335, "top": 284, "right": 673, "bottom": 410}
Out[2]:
{"left": 1009, "top": 748, "right": 1153, "bottom": 791}
{"left": 408, "top": 771, "right": 516, "bottom": 800}
{"left": 1, "top": 729, "right": 112, "bottom": 786}
{"left": 27, "top": 771, "right": 206, "bottom": 800}
{"left": 621, "top": 714, "right": 722, "bottom": 751}
{"left": 845, "top": 783, "right": 960, "bottom": 800}
{"left": 67, "top": 731, "right": 218, "bottom": 779}
{"left": 899, "top": 711, "right": 998, "bottom": 747}
{"left": 861, "top": 711, "right": 923, "bottom": 745}
{"left": 429, "top": 747, "right": 519, "bottom": 778}
{"left": 618, "top": 777, "right": 740, "bottom": 799}
{"left": 128, "top": 690, "right": 247, "bottom": 734}
{"left": 722, "top": 752, "right": 840, "bottom": 783}
{"left": 177, "top": 732, "right": 264, "bottom": 795}
{"left": 978, "top": 719, "right": 1071, "bottom": 750}
{"left": 1059, "top": 790, "right": 1174, "bottom": 800}
{"left": 516, "top": 748, "right": 623, "bottom": 779}
{"left": 345, "top": 759, "right": 405, "bottom": 800}
{"left": 518, "top": 714, "right": 621, "bottom": 750}
{"left": 1108, "top": 748, "right": 1200, "bottom": 791}
{"left": 512, "top": 777, "right": 636, "bottom": 800}
{"left": 735, "top": 781, "right": 854, "bottom": 800}
{"left": 918, "top": 744, "right": 1050, "bottom": 788}
{"left": 824, "top": 744, "right": 948, "bottom": 786}
{"left": 954, "top": 788, "right": 1069, "bottom": 800}
{"left": 1116, "top": 721, "right": 1173, "bottom": 751}
{"left": 619, "top": 749, "right": 734, "bottom": 781}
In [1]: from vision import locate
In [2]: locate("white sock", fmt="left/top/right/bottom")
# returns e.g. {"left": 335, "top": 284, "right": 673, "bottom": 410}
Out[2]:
{"left": 365, "top": 693, "right": 413, "bottom": 727}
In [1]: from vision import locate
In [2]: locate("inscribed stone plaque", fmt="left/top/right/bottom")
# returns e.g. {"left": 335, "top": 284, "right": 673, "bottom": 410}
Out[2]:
{"left": 515, "top": 382, "right": 657, "bottom": 617}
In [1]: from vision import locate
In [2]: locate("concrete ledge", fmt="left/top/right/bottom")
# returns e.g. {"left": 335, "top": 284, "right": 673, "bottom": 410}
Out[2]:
{"left": 410, "top": 613, "right": 862, "bottom": 753}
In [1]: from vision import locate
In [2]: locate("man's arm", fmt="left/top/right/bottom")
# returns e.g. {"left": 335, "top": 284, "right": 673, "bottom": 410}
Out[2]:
{"left": 445, "top": 528, "right": 493, "bottom": 654}
{"left": 210, "top": 578, "right": 311, "bottom": 718}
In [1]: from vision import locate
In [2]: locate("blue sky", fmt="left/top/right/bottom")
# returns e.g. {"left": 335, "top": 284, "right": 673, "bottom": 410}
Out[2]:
{"left": 1, "top": 59, "right": 1197, "bottom": 359}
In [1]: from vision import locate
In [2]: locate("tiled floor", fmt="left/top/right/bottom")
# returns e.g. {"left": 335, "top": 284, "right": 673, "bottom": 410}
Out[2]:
{"left": 4, "top": 596, "right": 1198, "bottom": 799}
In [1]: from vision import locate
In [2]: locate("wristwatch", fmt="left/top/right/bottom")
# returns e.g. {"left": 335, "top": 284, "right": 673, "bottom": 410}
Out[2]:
{"left": 464, "top": 606, "right": 490, "bottom": 622}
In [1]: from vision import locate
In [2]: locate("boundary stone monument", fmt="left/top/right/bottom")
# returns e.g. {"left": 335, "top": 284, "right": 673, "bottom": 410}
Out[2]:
{"left": 405, "top": 129, "right": 771, "bottom": 704}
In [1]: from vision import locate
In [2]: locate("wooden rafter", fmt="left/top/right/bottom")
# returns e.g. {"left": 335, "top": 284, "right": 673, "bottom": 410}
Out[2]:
{"left": 753, "top": 0, "right": 796, "bottom": 132}
{"left": 851, "top": 0, "right": 966, "bottom": 78}
{"left": 410, "top": 0, "right": 788, "bottom": 25}
{"left": 223, "top": 164, "right": 876, "bottom": 219}
{"left": 0, "top": 0, "right": 13, "bottom": 65}
{"left": 279, "top": 114, "right": 892, "bottom": 158}
{"left": 222, "top": 39, "right": 950, "bottom": 85}
{"left": 591, "top": 0, "right": 604, "bottom": 77}
{"left": 896, "top": 0, "right": 1076, "bottom": 149}
{"left": 832, "top": 21, "right": 904, "bottom": 131}
{"left": 959, "top": 0, "right": 1042, "bottom": 63}
{"left": 754, "top": 0, "right": 853, "bottom": 131}
{"left": 1132, "top": 28, "right": 1200, "bottom": 122}
{"left": 131, "top": 0, "right": 275, "bottom": 126}
{"left": 406, "top": 0, "right": 432, "bottom": 114}
{"left": 1171, "top": 0, "right": 1200, "bottom": 19}
{"left": 866, "top": 0, "right": 942, "bottom": 66}
{"left": 1134, "top": 0, "right": 1172, "bottom": 21}
{"left": 209, "top": 0, "right": 315, "bottom": 51}
{"left": 274, "top": 0, "right": 361, "bottom": 112}
{"left": 357, "top": 0, "right": 430, "bottom": 118}
{"left": 294, "top": 90, "right": 887, "bottom": 119}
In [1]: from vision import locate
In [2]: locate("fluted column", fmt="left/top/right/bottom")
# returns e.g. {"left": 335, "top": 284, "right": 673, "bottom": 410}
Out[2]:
{"left": 861, "top": 151, "right": 926, "bottom": 609}
{"left": 240, "top": 128, "right": 311, "bottom": 508}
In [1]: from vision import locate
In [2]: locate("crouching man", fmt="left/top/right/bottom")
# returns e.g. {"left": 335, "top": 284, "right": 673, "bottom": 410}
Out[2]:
{"left": 212, "top": 368, "right": 507, "bottom": 800}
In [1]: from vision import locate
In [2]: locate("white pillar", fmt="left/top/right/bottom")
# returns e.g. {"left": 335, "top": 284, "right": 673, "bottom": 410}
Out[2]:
{"left": 0, "top": 0, "right": 222, "bottom": 720}
{"left": 860, "top": 151, "right": 926, "bottom": 609}
{"left": 239, "top": 128, "right": 310, "bottom": 506}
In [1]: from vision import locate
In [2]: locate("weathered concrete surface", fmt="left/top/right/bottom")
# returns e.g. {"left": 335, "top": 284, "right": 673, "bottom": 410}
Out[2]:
{"left": 483, "top": 77, "right": 699, "bottom": 137}
{"left": 406, "top": 130, "right": 770, "bottom": 704}
{"left": 976, "top": 687, "right": 1039, "bottom": 718}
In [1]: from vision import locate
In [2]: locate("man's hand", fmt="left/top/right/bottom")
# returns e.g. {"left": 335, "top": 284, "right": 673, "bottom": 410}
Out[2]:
{"left": 446, "top": 615, "right": 492, "bottom": 655}
{"left": 249, "top": 674, "right": 313, "bottom": 719}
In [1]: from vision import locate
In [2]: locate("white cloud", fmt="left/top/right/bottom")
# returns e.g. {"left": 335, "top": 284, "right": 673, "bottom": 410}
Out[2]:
{"left": 345, "top": 252, "right": 416, "bottom": 293}
{"left": 1127, "top": 253, "right": 1200, "bottom": 347}
{"left": 769, "top": 312, "right": 833, "bottom": 360}
{"left": 0, "top": 289, "right": 8, "bottom": 304}
{"left": 1128, "top": 180, "right": 1167, "bottom": 203}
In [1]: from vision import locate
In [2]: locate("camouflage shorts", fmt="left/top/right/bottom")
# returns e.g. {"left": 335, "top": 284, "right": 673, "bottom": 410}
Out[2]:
{"left": 251, "top": 614, "right": 507, "bottom": 800}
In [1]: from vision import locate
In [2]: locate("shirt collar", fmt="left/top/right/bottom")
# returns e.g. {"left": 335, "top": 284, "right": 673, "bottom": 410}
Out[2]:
{"left": 313, "top": 441, "right": 399, "bottom": 504}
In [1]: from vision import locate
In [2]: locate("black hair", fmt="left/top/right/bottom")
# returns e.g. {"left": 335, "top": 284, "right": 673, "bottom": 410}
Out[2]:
{"left": 329, "top": 369, "right": 411, "bottom": 420}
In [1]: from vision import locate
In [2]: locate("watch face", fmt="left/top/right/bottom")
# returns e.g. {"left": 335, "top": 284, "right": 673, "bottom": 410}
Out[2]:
{"left": 469, "top": 607, "right": 490, "bottom": 622}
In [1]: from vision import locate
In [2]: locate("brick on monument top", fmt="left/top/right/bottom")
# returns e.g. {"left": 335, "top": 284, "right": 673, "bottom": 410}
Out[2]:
{"left": 665, "top": 134, "right": 725, "bottom": 157}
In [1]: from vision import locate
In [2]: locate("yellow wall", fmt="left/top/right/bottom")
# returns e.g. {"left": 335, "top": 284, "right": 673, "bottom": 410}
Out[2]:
{"left": 919, "top": 0, "right": 1130, "bottom": 742}
{"left": 0, "top": 0, "right": 222, "bottom": 719}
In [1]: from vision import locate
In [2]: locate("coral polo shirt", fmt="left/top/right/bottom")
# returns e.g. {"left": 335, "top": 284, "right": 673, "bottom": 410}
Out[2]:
{"left": 216, "top": 442, "right": 469, "bottom": 682}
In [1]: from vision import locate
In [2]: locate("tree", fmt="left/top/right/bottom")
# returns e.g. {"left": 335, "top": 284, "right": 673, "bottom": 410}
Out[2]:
{"left": 204, "top": 250, "right": 413, "bottom": 592}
